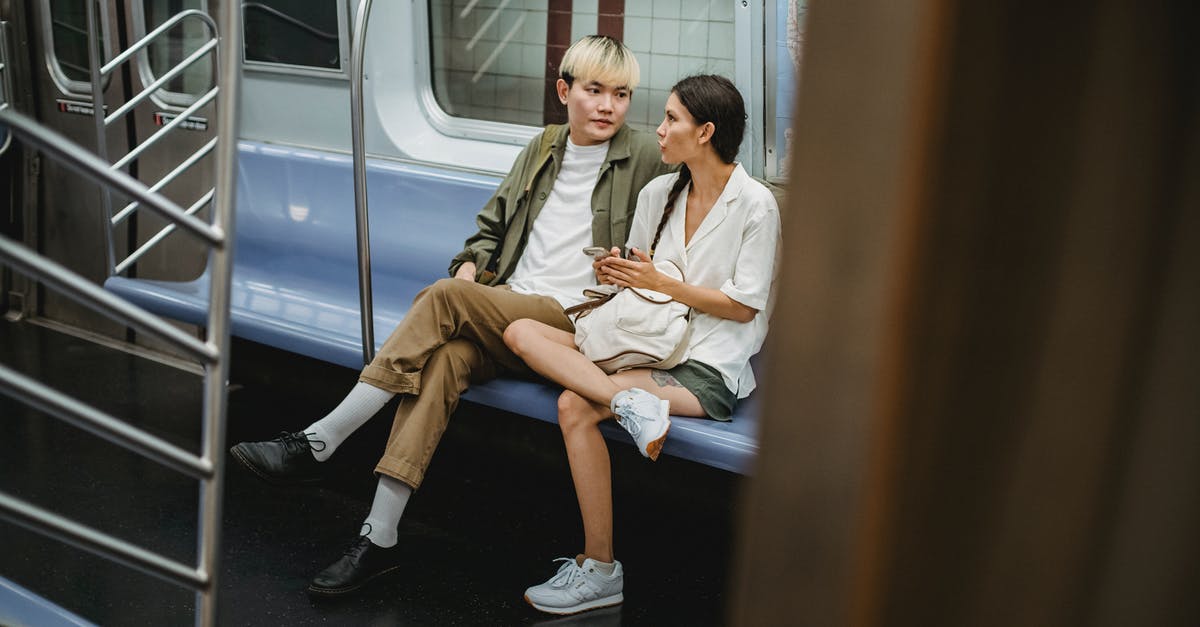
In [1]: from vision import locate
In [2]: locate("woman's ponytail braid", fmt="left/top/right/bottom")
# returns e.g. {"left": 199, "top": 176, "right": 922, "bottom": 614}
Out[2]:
{"left": 649, "top": 165, "right": 690, "bottom": 259}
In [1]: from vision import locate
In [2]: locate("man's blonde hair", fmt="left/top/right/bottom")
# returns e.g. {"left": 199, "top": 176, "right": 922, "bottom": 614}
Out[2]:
{"left": 559, "top": 35, "right": 640, "bottom": 91}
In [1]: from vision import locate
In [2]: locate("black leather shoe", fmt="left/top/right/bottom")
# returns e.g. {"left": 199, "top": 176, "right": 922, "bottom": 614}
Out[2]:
{"left": 308, "top": 535, "right": 403, "bottom": 596}
{"left": 228, "top": 431, "right": 324, "bottom": 485}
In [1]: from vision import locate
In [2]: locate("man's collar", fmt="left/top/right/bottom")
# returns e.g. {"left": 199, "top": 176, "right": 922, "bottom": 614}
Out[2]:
{"left": 550, "top": 124, "right": 633, "bottom": 162}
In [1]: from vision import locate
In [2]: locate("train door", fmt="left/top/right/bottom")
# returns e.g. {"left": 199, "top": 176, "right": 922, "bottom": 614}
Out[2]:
{"left": 21, "top": 0, "right": 218, "bottom": 340}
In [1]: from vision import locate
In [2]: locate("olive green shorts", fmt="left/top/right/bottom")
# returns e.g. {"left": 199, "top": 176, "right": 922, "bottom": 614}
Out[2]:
{"left": 661, "top": 360, "right": 737, "bottom": 422}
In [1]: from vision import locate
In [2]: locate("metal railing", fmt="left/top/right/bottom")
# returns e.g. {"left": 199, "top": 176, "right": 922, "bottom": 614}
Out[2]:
{"left": 350, "top": 0, "right": 376, "bottom": 364}
{"left": 0, "top": 3, "right": 240, "bottom": 625}
{"left": 85, "top": 5, "right": 219, "bottom": 276}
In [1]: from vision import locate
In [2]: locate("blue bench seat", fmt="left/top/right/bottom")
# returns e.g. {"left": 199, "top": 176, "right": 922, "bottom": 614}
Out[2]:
{"left": 105, "top": 141, "right": 759, "bottom": 474}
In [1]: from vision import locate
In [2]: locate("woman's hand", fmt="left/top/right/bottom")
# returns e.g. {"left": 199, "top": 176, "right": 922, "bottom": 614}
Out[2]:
{"left": 593, "top": 247, "right": 622, "bottom": 284}
{"left": 597, "top": 247, "right": 672, "bottom": 291}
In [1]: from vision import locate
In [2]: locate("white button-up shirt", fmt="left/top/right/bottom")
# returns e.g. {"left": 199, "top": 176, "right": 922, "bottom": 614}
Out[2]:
{"left": 626, "top": 164, "right": 782, "bottom": 397}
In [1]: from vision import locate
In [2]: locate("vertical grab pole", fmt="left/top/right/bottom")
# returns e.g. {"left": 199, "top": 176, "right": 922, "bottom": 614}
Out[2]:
{"left": 195, "top": 3, "right": 241, "bottom": 625}
{"left": 85, "top": 0, "right": 116, "bottom": 275}
{"left": 350, "top": 0, "right": 376, "bottom": 365}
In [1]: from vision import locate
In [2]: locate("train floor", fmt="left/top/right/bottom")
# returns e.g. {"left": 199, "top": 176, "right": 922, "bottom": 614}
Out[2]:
{"left": 1, "top": 317, "right": 742, "bottom": 626}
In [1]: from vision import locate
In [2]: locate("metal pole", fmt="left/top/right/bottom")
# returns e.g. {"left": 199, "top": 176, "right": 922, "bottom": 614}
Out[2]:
{"left": 195, "top": 0, "right": 241, "bottom": 622}
{"left": 86, "top": 0, "right": 116, "bottom": 275}
{"left": 350, "top": 0, "right": 376, "bottom": 364}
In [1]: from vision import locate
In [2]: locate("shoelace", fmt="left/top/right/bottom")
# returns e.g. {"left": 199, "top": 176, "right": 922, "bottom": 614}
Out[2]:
{"left": 614, "top": 410, "right": 643, "bottom": 438}
{"left": 546, "top": 557, "right": 584, "bottom": 589}
{"left": 343, "top": 534, "right": 372, "bottom": 559}
{"left": 273, "top": 430, "right": 327, "bottom": 453}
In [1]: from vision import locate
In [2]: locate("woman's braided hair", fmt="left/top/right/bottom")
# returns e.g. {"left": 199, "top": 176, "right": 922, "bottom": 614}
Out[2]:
{"left": 648, "top": 75, "right": 746, "bottom": 258}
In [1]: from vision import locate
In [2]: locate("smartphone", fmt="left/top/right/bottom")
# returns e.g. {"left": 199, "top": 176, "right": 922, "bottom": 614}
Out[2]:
{"left": 582, "top": 246, "right": 613, "bottom": 260}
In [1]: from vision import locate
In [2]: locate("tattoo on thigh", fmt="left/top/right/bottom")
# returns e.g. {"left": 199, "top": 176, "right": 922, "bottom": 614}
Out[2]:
{"left": 651, "top": 370, "right": 684, "bottom": 388}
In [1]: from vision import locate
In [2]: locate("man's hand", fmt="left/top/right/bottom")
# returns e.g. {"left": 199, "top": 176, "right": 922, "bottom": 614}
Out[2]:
{"left": 454, "top": 261, "right": 477, "bottom": 282}
{"left": 593, "top": 247, "right": 622, "bottom": 284}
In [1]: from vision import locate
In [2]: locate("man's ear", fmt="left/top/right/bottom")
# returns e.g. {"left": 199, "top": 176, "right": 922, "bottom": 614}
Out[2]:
{"left": 556, "top": 79, "right": 570, "bottom": 105}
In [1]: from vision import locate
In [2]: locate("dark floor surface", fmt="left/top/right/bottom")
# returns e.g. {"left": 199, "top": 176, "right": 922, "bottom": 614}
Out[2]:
{"left": 0, "top": 318, "right": 742, "bottom": 626}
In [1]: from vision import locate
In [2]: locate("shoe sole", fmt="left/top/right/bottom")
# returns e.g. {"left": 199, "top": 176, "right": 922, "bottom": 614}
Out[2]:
{"left": 524, "top": 592, "right": 623, "bottom": 615}
{"left": 306, "top": 563, "right": 404, "bottom": 597}
{"left": 645, "top": 399, "right": 672, "bottom": 461}
{"left": 229, "top": 445, "right": 322, "bottom": 487}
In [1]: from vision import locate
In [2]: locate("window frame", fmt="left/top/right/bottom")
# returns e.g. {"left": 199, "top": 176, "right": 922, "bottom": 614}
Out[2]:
{"left": 413, "top": 1, "right": 537, "bottom": 147}
{"left": 241, "top": 0, "right": 352, "bottom": 80}
{"left": 40, "top": 0, "right": 114, "bottom": 97}
{"left": 129, "top": 0, "right": 213, "bottom": 110}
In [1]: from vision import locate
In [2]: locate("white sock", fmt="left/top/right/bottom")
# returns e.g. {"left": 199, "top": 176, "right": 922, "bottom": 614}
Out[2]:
{"left": 360, "top": 474, "right": 412, "bottom": 548}
{"left": 591, "top": 559, "right": 616, "bottom": 576}
{"left": 304, "top": 382, "right": 394, "bottom": 461}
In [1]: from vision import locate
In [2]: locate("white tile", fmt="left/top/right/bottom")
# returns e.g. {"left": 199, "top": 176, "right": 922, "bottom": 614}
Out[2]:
{"left": 626, "top": 2, "right": 653, "bottom": 17}
{"left": 711, "top": 58, "right": 735, "bottom": 80}
{"left": 524, "top": 0, "right": 548, "bottom": 10}
{"left": 520, "top": 77, "right": 545, "bottom": 112}
{"left": 624, "top": 17, "right": 652, "bottom": 53}
{"left": 683, "top": 0, "right": 710, "bottom": 20}
{"left": 677, "top": 19, "right": 708, "bottom": 57}
{"left": 471, "top": 74, "right": 497, "bottom": 106}
{"left": 709, "top": 0, "right": 735, "bottom": 22}
{"left": 574, "top": 0, "right": 598, "bottom": 14}
{"left": 498, "top": 41, "right": 522, "bottom": 75}
{"left": 646, "top": 89, "right": 671, "bottom": 119}
{"left": 649, "top": 54, "right": 679, "bottom": 89}
{"left": 677, "top": 55, "right": 710, "bottom": 77}
{"left": 653, "top": 0, "right": 682, "bottom": 19}
{"left": 522, "top": 44, "right": 545, "bottom": 77}
{"left": 571, "top": 12, "right": 598, "bottom": 43}
{"left": 707, "top": 21, "right": 735, "bottom": 59}
{"left": 650, "top": 19, "right": 680, "bottom": 54}
{"left": 496, "top": 76, "right": 521, "bottom": 108}
{"left": 522, "top": 10, "right": 547, "bottom": 43}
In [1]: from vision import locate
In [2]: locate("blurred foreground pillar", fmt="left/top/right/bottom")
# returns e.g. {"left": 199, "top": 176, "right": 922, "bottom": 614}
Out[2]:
{"left": 732, "top": 1, "right": 1198, "bottom": 625}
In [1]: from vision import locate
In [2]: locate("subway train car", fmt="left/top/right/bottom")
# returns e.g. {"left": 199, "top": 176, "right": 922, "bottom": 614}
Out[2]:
{"left": 5, "top": 1, "right": 1194, "bottom": 626}
{"left": 1, "top": 1, "right": 808, "bottom": 624}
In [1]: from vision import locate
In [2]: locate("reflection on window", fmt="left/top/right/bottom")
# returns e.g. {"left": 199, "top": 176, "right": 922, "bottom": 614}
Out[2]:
{"left": 143, "top": 0, "right": 214, "bottom": 99}
{"left": 427, "top": 0, "right": 737, "bottom": 131}
{"left": 49, "top": 0, "right": 106, "bottom": 84}
{"left": 243, "top": 1, "right": 340, "bottom": 70}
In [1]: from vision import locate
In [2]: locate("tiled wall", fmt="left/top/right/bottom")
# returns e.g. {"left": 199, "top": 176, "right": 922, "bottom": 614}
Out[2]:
{"left": 429, "top": 0, "right": 739, "bottom": 131}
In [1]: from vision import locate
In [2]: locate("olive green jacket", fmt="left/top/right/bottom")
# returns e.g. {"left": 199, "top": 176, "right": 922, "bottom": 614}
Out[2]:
{"left": 449, "top": 124, "right": 673, "bottom": 285}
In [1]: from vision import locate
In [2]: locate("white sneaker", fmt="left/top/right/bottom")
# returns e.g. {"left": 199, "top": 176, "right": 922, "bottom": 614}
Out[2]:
{"left": 524, "top": 557, "right": 624, "bottom": 615}
{"left": 611, "top": 388, "right": 671, "bottom": 461}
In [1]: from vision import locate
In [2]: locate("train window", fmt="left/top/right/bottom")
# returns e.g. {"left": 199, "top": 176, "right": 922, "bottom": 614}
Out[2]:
{"left": 41, "top": 0, "right": 113, "bottom": 96}
{"left": 134, "top": 0, "right": 216, "bottom": 107}
{"left": 425, "top": 1, "right": 738, "bottom": 132}
{"left": 243, "top": 0, "right": 350, "bottom": 77}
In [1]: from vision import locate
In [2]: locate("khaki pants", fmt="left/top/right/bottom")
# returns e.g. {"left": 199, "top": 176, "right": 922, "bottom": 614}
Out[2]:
{"left": 359, "top": 278, "right": 572, "bottom": 489}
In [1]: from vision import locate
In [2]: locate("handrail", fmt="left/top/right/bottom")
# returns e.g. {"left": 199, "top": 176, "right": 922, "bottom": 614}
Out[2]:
{"left": 112, "top": 136, "right": 217, "bottom": 225}
{"left": 350, "top": 0, "right": 376, "bottom": 364}
{"left": 0, "top": 3, "right": 240, "bottom": 623}
{"left": 0, "top": 492, "right": 207, "bottom": 590}
{"left": 0, "top": 232, "right": 217, "bottom": 363}
{"left": 100, "top": 9, "right": 216, "bottom": 76}
{"left": 0, "top": 109, "right": 222, "bottom": 246}
{"left": 115, "top": 187, "right": 214, "bottom": 274}
{"left": 110, "top": 86, "right": 218, "bottom": 172}
{"left": 0, "top": 363, "right": 213, "bottom": 479}
{"left": 105, "top": 37, "right": 218, "bottom": 125}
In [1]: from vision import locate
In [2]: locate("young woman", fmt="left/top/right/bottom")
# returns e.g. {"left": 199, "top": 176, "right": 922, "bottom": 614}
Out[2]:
{"left": 503, "top": 74, "right": 782, "bottom": 615}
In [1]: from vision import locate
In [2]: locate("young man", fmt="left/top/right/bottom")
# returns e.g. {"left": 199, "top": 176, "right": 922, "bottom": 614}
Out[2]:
{"left": 228, "top": 35, "right": 671, "bottom": 597}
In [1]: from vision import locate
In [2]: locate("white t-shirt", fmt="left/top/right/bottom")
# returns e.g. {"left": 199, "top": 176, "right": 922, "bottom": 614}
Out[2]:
{"left": 626, "top": 164, "right": 782, "bottom": 397}
{"left": 508, "top": 138, "right": 609, "bottom": 308}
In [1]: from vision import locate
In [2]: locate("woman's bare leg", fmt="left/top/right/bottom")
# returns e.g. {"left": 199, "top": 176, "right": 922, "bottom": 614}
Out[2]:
{"left": 504, "top": 319, "right": 624, "bottom": 407}
{"left": 557, "top": 369, "right": 708, "bottom": 563}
